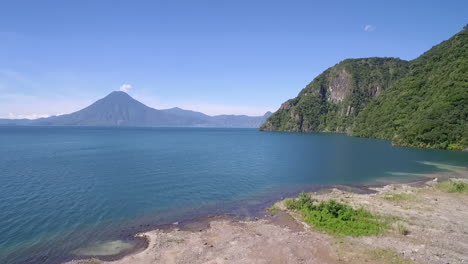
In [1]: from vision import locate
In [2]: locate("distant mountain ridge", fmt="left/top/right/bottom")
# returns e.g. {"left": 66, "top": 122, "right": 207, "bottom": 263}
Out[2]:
{"left": 0, "top": 91, "right": 272, "bottom": 128}
{"left": 261, "top": 26, "right": 467, "bottom": 150}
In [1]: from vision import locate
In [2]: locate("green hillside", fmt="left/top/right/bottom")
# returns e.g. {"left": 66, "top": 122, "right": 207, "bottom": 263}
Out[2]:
{"left": 261, "top": 26, "right": 468, "bottom": 150}
{"left": 352, "top": 27, "right": 468, "bottom": 150}
{"left": 261, "top": 58, "right": 409, "bottom": 133}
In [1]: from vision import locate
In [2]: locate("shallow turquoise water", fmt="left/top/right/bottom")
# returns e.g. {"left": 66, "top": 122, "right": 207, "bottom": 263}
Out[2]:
{"left": 0, "top": 126, "right": 467, "bottom": 263}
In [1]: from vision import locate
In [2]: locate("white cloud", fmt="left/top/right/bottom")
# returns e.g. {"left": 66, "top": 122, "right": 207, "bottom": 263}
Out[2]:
{"left": 6, "top": 113, "right": 51, "bottom": 119}
{"left": 119, "top": 84, "right": 132, "bottom": 92}
{"left": 364, "top": 24, "right": 376, "bottom": 32}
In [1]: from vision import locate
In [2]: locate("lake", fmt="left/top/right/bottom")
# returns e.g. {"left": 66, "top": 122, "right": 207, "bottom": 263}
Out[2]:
{"left": 0, "top": 126, "right": 467, "bottom": 264}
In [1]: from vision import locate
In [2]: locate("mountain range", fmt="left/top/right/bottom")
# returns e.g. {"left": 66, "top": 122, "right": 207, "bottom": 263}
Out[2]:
{"left": 0, "top": 91, "right": 272, "bottom": 128}
{"left": 261, "top": 26, "right": 467, "bottom": 150}
{"left": 2, "top": 27, "right": 466, "bottom": 150}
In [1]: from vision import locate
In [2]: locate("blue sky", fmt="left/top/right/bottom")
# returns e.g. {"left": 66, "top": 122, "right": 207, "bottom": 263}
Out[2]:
{"left": 1, "top": 0, "right": 467, "bottom": 118}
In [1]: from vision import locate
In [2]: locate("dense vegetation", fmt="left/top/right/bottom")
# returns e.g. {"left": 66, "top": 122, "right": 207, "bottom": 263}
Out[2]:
{"left": 261, "top": 58, "right": 409, "bottom": 133}
{"left": 352, "top": 27, "right": 468, "bottom": 150}
{"left": 435, "top": 181, "right": 468, "bottom": 194}
{"left": 284, "top": 193, "right": 387, "bottom": 236}
{"left": 261, "top": 26, "right": 468, "bottom": 150}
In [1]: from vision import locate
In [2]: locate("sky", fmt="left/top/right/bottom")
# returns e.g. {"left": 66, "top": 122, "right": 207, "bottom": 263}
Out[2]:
{"left": 1, "top": 0, "right": 467, "bottom": 118}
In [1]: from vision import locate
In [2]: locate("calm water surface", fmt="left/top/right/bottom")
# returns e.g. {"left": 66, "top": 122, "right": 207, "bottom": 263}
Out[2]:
{"left": 0, "top": 126, "right": 467, "bottom": 264}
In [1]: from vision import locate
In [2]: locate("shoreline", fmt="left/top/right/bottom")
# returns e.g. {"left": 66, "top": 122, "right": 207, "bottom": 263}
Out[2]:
{"left": 66, "top": 166, "right": 468, "bottom": 264}
{"left": 61, "top": 174, "right": 430, "bottom": 262}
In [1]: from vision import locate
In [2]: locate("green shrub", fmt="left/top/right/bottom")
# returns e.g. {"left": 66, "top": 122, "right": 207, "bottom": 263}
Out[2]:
{"left": 283, "top": 198, "right": 296, "bottom": 210}
{"left": 285, "top": 192, "right": 317, "bottom": 210}
{"left": 435, "top": 181, "right": 468, "bottom": 194}
{"left": 286, "top": 193, "right": 387, "bottom": 236}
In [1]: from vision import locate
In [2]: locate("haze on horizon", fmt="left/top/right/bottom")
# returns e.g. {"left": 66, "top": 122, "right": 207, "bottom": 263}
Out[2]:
{"left": 1, "top": 0, "right": 467, "bottom": 119}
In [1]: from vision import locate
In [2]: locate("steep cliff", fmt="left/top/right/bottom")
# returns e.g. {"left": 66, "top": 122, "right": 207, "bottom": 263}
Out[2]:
{"left": 352, "top": 27, "right": 468, "bottom": 150}
{"left": 261, "top": 26, "right": 468, "bottom": 150}
{"left": 260, "top": 58, "right": 409, "bottom": 133}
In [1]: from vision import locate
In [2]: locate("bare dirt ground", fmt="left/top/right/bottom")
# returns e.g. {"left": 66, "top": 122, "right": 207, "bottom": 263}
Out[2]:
{"left": 71, "top": 168, "right": 468, "bottom": 264}
{"left": 102, "top": 215, "right": 339, "bottom": 264}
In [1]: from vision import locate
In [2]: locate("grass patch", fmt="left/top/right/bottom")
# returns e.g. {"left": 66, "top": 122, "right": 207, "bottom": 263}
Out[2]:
{"left": 283, "top": 198, "right": 296, "bottom": 209}
{"left": 396, "top": 222, "right": 410, "bottom": 236}
{"left": 435, "top": 181, "right": 468, "bottom": 194}
{"left": 285, "top": 192, "right": 388, "bottom": 236}
{"left": 383, "top": 193, "right": 414, "bottom": 201}
{"left": 266, "top": 204, "right": 280, "bottom": 214}
{"left": 366, "top": 248, "right": 412, "bottom": 264}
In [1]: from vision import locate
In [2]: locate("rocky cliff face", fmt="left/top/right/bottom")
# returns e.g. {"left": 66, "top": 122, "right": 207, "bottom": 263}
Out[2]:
{"left": 261, "top": 58, "right": 409, "bottom": 133}
{"left": 327, "top": 68, "right": 353, "bottom": 103}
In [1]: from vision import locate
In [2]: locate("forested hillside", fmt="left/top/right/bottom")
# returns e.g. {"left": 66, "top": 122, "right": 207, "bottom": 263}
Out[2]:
{"left": 352, "top": 27, "right": 467, "bottom": 150}
{"left": 261, "top": 26, "right": 467, "bottom": 150}
{"left": 261, "top": 58, "right": 409, "bottom": 132}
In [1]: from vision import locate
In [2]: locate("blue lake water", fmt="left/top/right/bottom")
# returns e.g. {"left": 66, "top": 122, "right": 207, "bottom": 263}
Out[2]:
{"left": 0, "top": 126, "right": 467, "bottom": 264}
